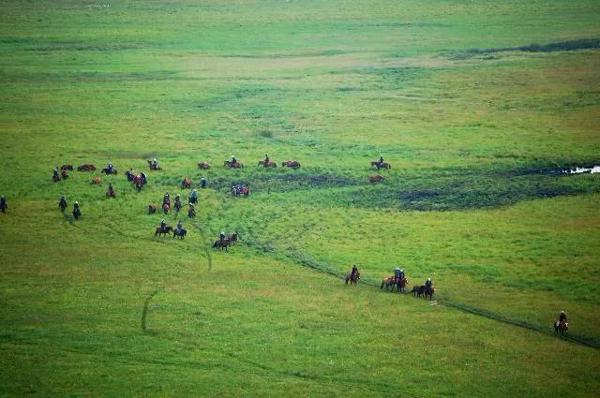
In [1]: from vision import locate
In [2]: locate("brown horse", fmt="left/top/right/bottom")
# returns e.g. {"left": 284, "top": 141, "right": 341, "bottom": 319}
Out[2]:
{"left": 77, "top": 164, "right": 96, "bottom": 172}
{"left": 281, "top": 160, "right": 301, "bottom": 169}
{"left": 198, "top": 162, "right": 210, "bottom": 169}
{"left": 369, "top": 175, "right": 385, "bottom": 183}
{"left": 380, "top": 276, "right": 408, "bottom": 292}
{"left": 181, "top": 178, "right": 193, "bottom": 189}
{"left": 155, "top": 226, "right": 173, "bottom": 237}
{"left": 224, "top": 160, "right": 244, "bottom": 169}
{"left": 345, "top": 271, "right": 360, "bottom": 285}
{"left": 371, "top": 161, "right": 391, "bottom": 170}
{"left": 91, "top": 176, "right": 102, "bottom": 185}
{"left": 258, "top": 160, "right": 277, "bottom": 168}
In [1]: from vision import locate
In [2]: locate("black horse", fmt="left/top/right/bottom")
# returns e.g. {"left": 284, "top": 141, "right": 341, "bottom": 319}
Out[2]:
{"left": 173, "top": 229, "right": 187, "bottom": 239}
{"left": 155, "top": 226, "right": 173, "bottom": 237}
{"left": 72, "top": 207, "right": 81, "bottom": 220}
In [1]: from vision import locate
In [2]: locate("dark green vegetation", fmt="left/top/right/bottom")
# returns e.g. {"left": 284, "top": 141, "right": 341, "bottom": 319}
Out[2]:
{"left": 1, "top": 0, "right": 599, "bottom": 396}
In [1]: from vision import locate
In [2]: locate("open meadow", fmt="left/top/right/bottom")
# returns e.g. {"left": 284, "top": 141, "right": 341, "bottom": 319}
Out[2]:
{"left": 1, "top": 0, "right": 599, "bottom": 396}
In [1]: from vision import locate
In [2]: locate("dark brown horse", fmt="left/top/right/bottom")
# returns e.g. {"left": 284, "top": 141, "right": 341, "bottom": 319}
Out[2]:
{"left": 213, "top": 238, "right": 232, "bottom": 251}
{"left": 281, "top": 160, "right": 301, "bottom": 169}
{"left": 345, "top": 271, "right": 360, "bottom": 285}
{"left": 424, "top": 286, "right": 435, "bottom": 300}
{"left": 77, "top": 164, "right": 96, "bottom": 172}
{"left": 162, "top": 203, "right": 170, "bottom": 214}
{"left": 181, "top": 178, "right": 193, "bottom": 189}
{"left": 224, "top": 160, "right": 244, "bottom": 169}
{"left": 411, "top": 285, "right": 425, "bottom": 298}
{"left": 258, "top": 160, "right": 277, "bottom": 168}
{"left": 155, "top": 226, "right": 173, "bottom": 237}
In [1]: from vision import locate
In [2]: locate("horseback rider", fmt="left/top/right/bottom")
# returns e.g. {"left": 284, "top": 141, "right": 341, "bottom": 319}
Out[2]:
{"left": 160, "top": 219, "right": 167, "bottom": 232}
{"left": 219, "top": 231, "right": 226, "bottom": 242}
{"left": 0, "top": 195, "right": 7, "bottom": 213}
{"left": 58, "top": 195, "right": 67, "bottom": 211}
{"left": 107, "top": 183, "right": 115, "bottom": 197}
{"left": 230, "top": 155, "right": 237, "bottom": 165}
{"left": 140, "top": 172, "right": 147, "bottom": 185}
{"left": 106, "top": 162, "right": 114, "bottom": 174}
{"left": 351, "top": 264, "right": 359, "bottom": 279}
{"left": 73, "top": 201, "right": 81, "bottom": 218}
{"left": 188, "top": 203, "right": 196, "bottom": 218}
{"left": 176, "top": 220, "right": 184, "bottom": 234}
{"left": 558, "top": 310, "right": 567, "bottom": 324}
{"left": 379, "top": 155, "right": 384, "bottom": 166}
{"left": 265, "top": 153, "right": 269, "bottom": 163}
{"left": 189, "top": 189, "right": 198, "bottom": 204}
{"left": 163, "top": 192, "right": 170, "bottom": 206}
{"left": 151, "top": 158, "right": 159, "bottom": 170}
{"left": 174, "top": 194, "right": 182, "bottom": 211}
{"left": 200, "top": 177, "right": 207, "bottom": 188}
{"left": 425, "top": 277, "right": 433, "bottom": 289}
{"left": 394, "top": 266, "right": 402, "bottom": 281}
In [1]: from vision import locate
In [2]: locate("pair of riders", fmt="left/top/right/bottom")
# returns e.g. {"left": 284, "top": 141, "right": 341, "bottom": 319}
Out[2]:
{"left": 0, "top": 195, "right": 7, "bottom": 213}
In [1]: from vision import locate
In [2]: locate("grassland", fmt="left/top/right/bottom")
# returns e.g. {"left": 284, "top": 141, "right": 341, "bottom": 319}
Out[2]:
{"left": 1, "top": 0, "right": 600, "bottom": 396}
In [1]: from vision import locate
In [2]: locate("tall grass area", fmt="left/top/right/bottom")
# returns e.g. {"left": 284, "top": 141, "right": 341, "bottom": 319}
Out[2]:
{"left": 1, "top": 0, "right": 599, "bottom": 396}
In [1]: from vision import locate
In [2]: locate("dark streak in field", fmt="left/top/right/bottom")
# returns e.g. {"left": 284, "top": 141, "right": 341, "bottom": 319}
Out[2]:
{"left": 452, "top": 38, "right": 600, "bottom": 59}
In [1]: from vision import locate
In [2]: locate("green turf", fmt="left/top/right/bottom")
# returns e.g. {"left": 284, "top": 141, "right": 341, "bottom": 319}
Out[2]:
{"left": 1, "top": 0, "right": 600, "bottom": 396}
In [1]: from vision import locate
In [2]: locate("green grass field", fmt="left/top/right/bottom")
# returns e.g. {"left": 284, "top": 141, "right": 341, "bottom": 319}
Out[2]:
{"left": 1, "top": 0, "right": 599, "bottom": 396}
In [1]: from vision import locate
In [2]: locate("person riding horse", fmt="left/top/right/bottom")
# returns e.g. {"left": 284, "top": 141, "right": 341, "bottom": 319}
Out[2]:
{"left": 160, "top": 219, "right": 167, "bottom": 232}
{"left": 140, "top": 172, "right": 147, "bottom": 185}
{"left": 200, "top": 177, "right": 207, "bottom": 188}
{"left": 378, "top": 156, "right": 384, "bottom": 167}
{"left": 72, "top": 201, "right": 81, "bottom": 219}
{"left": 151, "top": 158, "right": 159, "bottom": 170}
{"left": 219, "top": 231, "right": 226, "bottom": 242}
{"left": 351, "top": 264, "right": 359, "bottom": 279}
{"left": 175, "top": 220, "right": 185, "bottom": 234}
{"left": 58, "top": 196, "right": 67, "bottom": 212}
{"left": 231, "top": 155, "right": 237, "bottom": 164}
{"left": 106, "top": 162, "right": 114, "bottom": 174}
{"left": 174, "top": 194, "right": 182, "bottom": 212}
{"left": 189, "top": 189, "right": 198, "bottom": 204}
{"left": 425, "top": 278, "right": 433, "bottom": 292}
{"left": 188, "top": 204, "right": 196, "bottom": 218}
{"left": 265, "top": 154, "right": 269, "bottom": 163}
{"left": 163, "top": 192, "right": 170, "bottom": 206}
{"left": 0, "top": 195, "right": 7, "bottom": 213}
{"left": 106, "top": 183, "right": 115, "bottom": 197}
{"left": 557, "top": 310, "right": 567, "bottom": 325}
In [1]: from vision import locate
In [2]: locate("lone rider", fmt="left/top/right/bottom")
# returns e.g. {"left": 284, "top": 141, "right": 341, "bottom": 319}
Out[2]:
{"left": 174, "top": 194, "right": 182, "bottom": 211}
{"left": 425, "top": 277, "right": 433, "bottom": 290}
{"left": 189, "top": 189, "right": 198, "bottom": 204}
{"left": 200, "top": 177, "right": 207, "bottom": 188}
{"left": 219, "top": 231, "right": 226, "bottom": 242}
{"left": 230, "top": 155, "right": 237, "bottom": 165}
{"left": 265, "top": 153, "right": 269, "bottom": 163}
{"left": 0, "top": 195, "right": 7, "bottom": 213}
{"left": 379, "top": 155, "right": 384, "bottom": 166}
{"left": 73, "top": 201, "right": 81, "bottom": 219}
{"left": 106, "top": 162, "right": 114, "bottom": 174}
{"left": 351, "top": 264, "right": 359, "bottom": 279}
{"left": 163, "top": 192, "right": 170, "bottom": 206}
{"left": 558, "top": 310, "right": 567, "bottom": 324}
{"left": 160, "top": 219, "right": 167, "bottom": 232}
{"left": 151, "top": 158, "right": 159, "bottom": 170}
{"left": 58, "top": 195, "right": 67, "bottom": 211}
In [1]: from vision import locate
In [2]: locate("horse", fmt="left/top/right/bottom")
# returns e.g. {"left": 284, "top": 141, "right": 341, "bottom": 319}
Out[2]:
{"left": 174, "top": 200, "right": 182, "bottom": 213}
{"left": 72, "top": 207, "right": 81, "bottom": 220}
{"left": 397, "top": 277, "right": 408, "bottom": 293}
{"left": 162, "top": 203, "right": 170, "bottom": 214}
{"left": 554, "top": 320, "right": 568, "bottom": 335}
{"left": 224, "top": 160, "right": 243, "bottom": 169}
{"left": 380, "top": 276, "right": 408, "bottom": 292}
{"left": 155, "top": 226, "right": 173, "bottom": 237}
{"left": 345, "top": 271, "right": 360, "bottom": 285}
{"left": 187, "top": 207, "right": 196, "bottom": 218}
{"left": 258, "top": 160, "right": 277, "bottom": 168}
{"left": 371, "top": 161, "right": 391, "bottom": 170}
{"left": 181, "top": 178, "right": 193, "bottom": 189}
{"left": 369, "top": 175, "right": 385, "bottom": 183}
{"left": 101, "top": 167, "right": 117, "bottom": 175}
{"left": 106, "top": 188, "right": 116, "bottom": 198}
{"left": 148, "top": 204, "right": 157, "bottom": 214}
{"left": 59, "top": 199, "right": 67, "bottom": 212}
{"left": 411, "top": 285, "right": 426, "bottom": 298}
{"left": 424, "top": 286, "right": 435, "bottom": 300}
{"left": 213, "top": 238, "right": 231, "bottom": 251}
{"left": 227, "top": 232, "right": 239, "bottom": 243}
{"left": 125, "top": 170, "right": 135, "bottom": 181}
{"left": 61, "top": 165, "right": 73, "bottom": 171}
{"left": 147, "top": 160, "right": 162, "bottom": 170}
{"left": 281, "top": 160, "right": 301, "bottom": 169}
{"left": 132, "top": 175, "right": 145, "bottom": 191}
{"left": 77, "top": 164, "right": 96, "bottom": 172}
{"left": 231, "top": 185, "right": 250, "bottom": 196}
{"left": 173, "top": 229, "right": 187, "bottom": 239}
{"left": 60, "top": 170, "right": 69, "bottom": 179}
{"left": 91, "top": 176, "right": 102, "bottom": 185}
{"left": 198, "top": 162, "right": 210, "bottom": 169}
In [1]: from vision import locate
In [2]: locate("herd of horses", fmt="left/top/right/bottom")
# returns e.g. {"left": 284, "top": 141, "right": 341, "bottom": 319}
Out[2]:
{"left": 345, "top": 272, "right": 436, "bottom": 300}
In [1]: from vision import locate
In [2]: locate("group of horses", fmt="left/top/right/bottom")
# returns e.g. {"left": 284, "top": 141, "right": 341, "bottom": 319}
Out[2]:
{"left": 345, "top": 272, "right": 436, "bottom": 300}
{"left": 154, "top": 225, "right": 187, "bottom": 239}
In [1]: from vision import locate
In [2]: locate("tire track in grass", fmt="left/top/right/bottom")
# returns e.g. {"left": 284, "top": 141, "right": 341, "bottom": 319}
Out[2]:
{"left": 242, "top": 237, "right": 600, "bottom": 350}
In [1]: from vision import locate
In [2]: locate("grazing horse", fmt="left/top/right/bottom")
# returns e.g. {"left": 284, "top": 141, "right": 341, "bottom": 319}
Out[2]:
{"left": 369, "top": 175, "right": 385, "bottom": 183}
{"left": 155, "top": 226, "right": 173, "bottom": 237}
{"left": 224, "top": 160, "right": 243, "bottom": 169}
{"left": 173, "top": 229, "right": 187, "bottom": 239}
{"left": 258, "top": 160, "right": 277, "bottom": 168}
{"left": 345, "top": 271, "right": 360, "bottom": 285}
{"left": 371, "top": 161, "right": 391, "bottom": 170}
{"left": 281, "top": 160, "right": 301, "bottom": 169}
{"left": 148, "top": 204, "right": 157, "bottom": 214}
{"left": 198, "top": 162, "right": 210, "bottom": 169}
{"left": 181, "top": 178, "right": 193, "bottom": 189}
{"left": 554, "top": 320, "right": 568, "bottom": 335}
{"left": 78, "top": 164, "right": 96, "bottom": 172}
{"left": 61, "top": 165, "right": 73, "bottom": 171}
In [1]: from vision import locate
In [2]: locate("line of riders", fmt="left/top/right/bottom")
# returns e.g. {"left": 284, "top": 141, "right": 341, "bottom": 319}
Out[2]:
{"left": 346, "top": 264, "right": 434, "bottom": 298}
{"left": 160, "top": 191, "right": 198, "bottom": 218}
